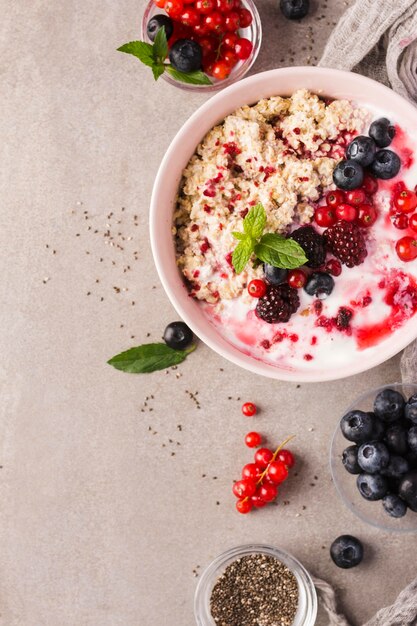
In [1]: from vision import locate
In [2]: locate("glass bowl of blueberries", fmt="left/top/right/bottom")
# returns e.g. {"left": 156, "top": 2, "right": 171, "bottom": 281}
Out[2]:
{"left": 330, "top": 383, "right": 417, "bottom": 533}
{"left": 141, "top": 0, "right": 262, "bottom": 91}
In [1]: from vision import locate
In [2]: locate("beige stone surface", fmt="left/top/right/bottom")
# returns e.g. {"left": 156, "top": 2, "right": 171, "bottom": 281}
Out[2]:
{"left": 1, "top": 1, "right": 416, "bottom": 625}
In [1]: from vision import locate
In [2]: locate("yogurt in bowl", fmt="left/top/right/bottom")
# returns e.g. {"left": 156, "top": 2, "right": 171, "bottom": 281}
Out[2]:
{"left": 150, "top": 67, "right": 417, "bottom": 381}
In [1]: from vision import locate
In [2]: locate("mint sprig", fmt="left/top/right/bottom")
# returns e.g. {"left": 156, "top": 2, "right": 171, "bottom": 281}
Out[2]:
{"left": 117, "top": 27, "right": 212, "bottom": 86}
{"left": 108, "top": 343, "right": 196, "bottom": 374}
{"left": 231, "top": 204, "right": 308, "bottom": 274}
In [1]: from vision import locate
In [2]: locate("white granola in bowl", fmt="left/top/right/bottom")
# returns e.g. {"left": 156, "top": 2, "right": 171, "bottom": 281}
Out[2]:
{"left": 173, "top": 89, "right": 369, "bottom": 305}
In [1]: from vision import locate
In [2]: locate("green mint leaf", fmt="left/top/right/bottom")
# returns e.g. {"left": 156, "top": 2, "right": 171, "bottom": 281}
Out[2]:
{"left": 117, "top": 41, "right": 155, "bottom": 68}
{"left": 165, "top": 66, "right": 212, "bottom": 85}
{"left": 107, "top": 343, "right": 195, "bottom": 374}
{"left": 152, "top": 64, "right": 165, "bottom": 81}
{"left": 232, "top": 231, "right": 246, "bottom": 241}
{"left": 254, "top": 233, "right": 308, "bottom": 269}
{"left": 243, "top": 203, "right": 267, "bottom": 239}
{"left": 232, "top": 238, "right": 255, "bottom": 274}
{"left": 153, "top": 26, "right": 168, "bottom": 64}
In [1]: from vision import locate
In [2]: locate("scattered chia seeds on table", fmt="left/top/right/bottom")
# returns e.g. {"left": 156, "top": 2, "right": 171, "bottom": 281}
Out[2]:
{"left": 210, "top": 554, "right": 298, "bottom": 626}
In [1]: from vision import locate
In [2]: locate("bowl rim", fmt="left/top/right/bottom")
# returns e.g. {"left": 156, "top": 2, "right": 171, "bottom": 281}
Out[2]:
{"left": 150, "top": 66, "right": 417, "bottom": 382}
{"left": 330, "top": 381, "right": 417, "bottom": 533}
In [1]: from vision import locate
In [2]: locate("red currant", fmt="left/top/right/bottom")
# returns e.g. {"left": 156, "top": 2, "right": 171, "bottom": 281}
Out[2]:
{"left": 245, "top": 431, "right": 261, "bottom": 448}
{"left": 248, "top": 279, "right": 266, "bottom": 298}
{"left": 396, "top": 236, "right": 417, "bottom": 262}
{"left": 222, "top": 32, "right": 239, "bottom": 49}
{"left": 235, "top": 37, "right": 253, "bottom": 60}
{"left": 242, "top": 402, "right": 257, "bottom": 417}
{"left": 195, "top": 0, "right": 216, "bottom": 13}
{"left": 180, "top": 7, "right": 200, "bottom": 27}
{"left": 277, "top": 449, "right": 295, "bottom": 468}
{"left": 165, "top": 0, "right": 184, "bottom": 18}
{"left": 212, "top": 59, "right": 232, "bottom": 79}
{"left": 192, "top": 22, "right": 210, "bottom": 36}
{"left": 216, "top": 0, "right": 234, "bottom": 11}
{"left": 232, "top": 478, "right": 256, "bottom": 498}
{"left": 267, "top": 460, "right": 288, "bottom": 484}
{"left": 236, "top": 498, "right": 253, "bottom": 514}
{"left": 394, "top": 189, "right": 417, "bottom": 214}
{"left": 254, "top": 447, "right": 274, "bottom": 468}
{"left": 238, "top": 7, "right": 253, "bottom": 27}
{"left": 204, "top": 12, "right": 224, "bottom": 33}
{"left": 242, "top": 463, "right": 261, "bottom": 481}
{"left": 391, "top": 213, "right": 409, "bottom": 230}
{"left": 335, "top": 203, "right": 358, "bottom": 222}
{"left": 409, "top": 214, "right": 417, "bottom": 232}
{"left": 345, "top": 188, "right": 366, "bottom": 206}
{"left": 325, "top": 258, "right": 342, "bottom": 277}
{"left": 259, "top": 483, "right": 278, "bottom": 502}
{"left": 314, "top": 206, "right": 337, "bottom": 228}
{"left": 326, "top": 189, "right": 345, "bottom": 208}
{"left": 251, "top": 493, "right": 267, "bottom": 508}
{"left": 287, "top": 269, "right": 307, "bottom": 289}
{"left": 362, "top": 174, "right": 378, "bottom": 195}
{"left": 224, "top": 11, "right": 240, "bottom": 31}
{"left": 221, "top": 49, "right": 238, "bottom": 67}
{"left": 357, "top": 204, "right": 378, "bottom": 228}
{"left": 198, "top": 35, "right": 218, "bottom": 54}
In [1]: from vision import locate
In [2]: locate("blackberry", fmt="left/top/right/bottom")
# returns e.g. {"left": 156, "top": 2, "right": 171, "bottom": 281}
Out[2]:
{"left": 324, "top": 221, "right": 367, "bottom": 268}
{"left": 289, "top": 225, "right": 326, "bottom": 268}
{"left": 255, "top": 284, "right": 300, "bottom": 324}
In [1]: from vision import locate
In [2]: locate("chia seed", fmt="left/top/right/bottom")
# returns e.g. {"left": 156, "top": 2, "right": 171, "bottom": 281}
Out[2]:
{"left": 210, "top": 554, "right": 298, "bottom": 626}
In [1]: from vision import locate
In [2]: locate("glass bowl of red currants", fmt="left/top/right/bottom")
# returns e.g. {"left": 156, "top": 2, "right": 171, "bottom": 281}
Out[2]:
{"left": 141, "top": 0, "right": 262, "bottom": 91}
{"left": 330, "top": 383, "right": 417, "bottom": 533}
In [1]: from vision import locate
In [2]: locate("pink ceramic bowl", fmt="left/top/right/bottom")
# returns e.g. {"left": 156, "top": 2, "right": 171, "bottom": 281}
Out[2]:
{"left": 150, "top": 67, "right": 417, "bottom": 382}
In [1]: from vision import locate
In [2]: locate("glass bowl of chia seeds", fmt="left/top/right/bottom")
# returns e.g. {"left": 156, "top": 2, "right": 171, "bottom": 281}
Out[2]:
{"left": 194, "top": 544, "right": 317, "bottom": 626}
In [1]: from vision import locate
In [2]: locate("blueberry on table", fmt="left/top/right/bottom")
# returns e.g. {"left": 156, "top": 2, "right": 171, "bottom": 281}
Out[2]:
{"left": 384, "top": 421, "right": 408, "bottom": 455}
{"left": 399, "top": 471, "right": 417, "bottom": 512}
{"left": 374, "top": 388, "right": 405, "bottom": 423}
{"left": 357, "top": 473, "right": 388, "bottom": 501}
{"left": 370, "top": 150, "right": 401, "bottom": 180}
{"left": 381, "top": 455, "right": 409, "bottom": 479}
{"left": 342, "top": 445, "right": 361, "bottom": 474}
{"left": 263, "top": 264, "right": 288, "bottom": 285}
{"left": 146, "top": 15, "right": 174, "bottom": 42}
{"left": 369, "top": 117, "right": 396, "bottom": 148}
{"left": 405, "top": 393, "right": 417, "bottom": 424}
{"left": 346, "top": 136, "right": 377, "bottom": 167}
{"left": 408, "top": 426, "right": 417, "bottom": 454}
{"left": 280, "top": 0, "right": 310, "bottom": 19}
{"left": 382, "top": 494, "right": 407, "bottom": 518}
{"left": 333, "top": 159, "right": 364, "bottom": 191}
{"left": 340, "top": 410, "right": 376, "bottom": 443}
{"left": 304, "top": 272, "right": 334, "bottom": 299}
{"left": 169, "top": 39, "right": 203, "bottom": 73}
{"left": 330, "top": 535, "right": 364, "bottom": 569}
{"left": 358, "top": 441, "right": 390, "bottom": 474}
{"left": 163, "top": 321, "right": 193, "bottom": 350}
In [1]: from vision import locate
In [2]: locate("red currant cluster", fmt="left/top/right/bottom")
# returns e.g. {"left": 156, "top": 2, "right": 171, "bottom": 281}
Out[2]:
{"left": 314, "top": 176, "right": 379, "bottom": 231}
{"left": 233, "top": 434, "right": 296, "bottom": 514}
{"left": 152, "top": 0, "right": 253, "bottom": 79}
{"left": 390, "top": 183, "right": 417, "bottom": 262}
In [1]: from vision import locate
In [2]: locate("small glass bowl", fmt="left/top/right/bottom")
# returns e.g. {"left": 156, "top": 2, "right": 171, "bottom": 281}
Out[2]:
{"left": 141, "top": 0, "right": 262, "bottom": 92}
{"left": 330, "top": 382, "right": 417, "bottom": 534}
{"left": 194, "top": 544, "right": 317, "bottom": 626}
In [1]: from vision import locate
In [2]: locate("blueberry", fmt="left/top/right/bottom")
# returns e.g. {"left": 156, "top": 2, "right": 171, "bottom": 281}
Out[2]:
{"left": 406, "top": 450, "right": 417, "bottom": 470}
{"left": 369, "top": 117, "right": 396, "bottom": 148}
{"left": 146, "top": 14, "right": 173, "bottom": 42}
{"left": 398, "top": 470, "right": 417, "bottom": 512}
{"left": 408, "top": 426, "right": 417, "bottom": 454}
{"left": 333, "top": 159, "right": 364, "bottom": 191}
{"left": 280, "top": 0, "right": 310, "bottom": 19}
{"left": 370, "top": 415, "right": 385, "bottom": 441}
{"left": 374, "top": 388, "right": 405, "bottom": 423}
{"left": 357, "top": 473, "right": 388, "bottom": 501}
{"left": 381, "top": 455, "right": 409, "bottom": 479}
{"left": 330, "top": 535, "right": 364, "bottom": 569}
{"left": 304, "top": 272, "right": 334, "bottom": 299}
{"left": 342, "top": 445, "right": 361, "bottom": 474}
{"left": 169, "top": 39, "right": 202, "bottom": 73}
{"left": 384, "top": 421, "right": 408, "bottom": 455}
{"left": 263, "top": 264, "right": 288, "bottom": 285}
{"left": 382, "top": 494, "right": 407, "bottom": 518}
{"left": 340, "top": 410, "right": 376, "bottom": 444}
{"left": 369, "top": 150, "right": 401, "bottom": 180}
{"left": 404, "top": 393, "right": 417, "bottom": 424}
{"left": 163, "top": 321, "right": 193, "bottom": 350}
{"left": 358, "top": 441, "right": 389, "bottom": 474}
{"left": 346, "top": 136, "right": 377, "bottom": 167}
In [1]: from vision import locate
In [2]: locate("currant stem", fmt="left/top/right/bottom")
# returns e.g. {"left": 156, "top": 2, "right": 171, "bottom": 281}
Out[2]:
{"left": 243, "top": 435, "right": 295, "bottom": 503}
